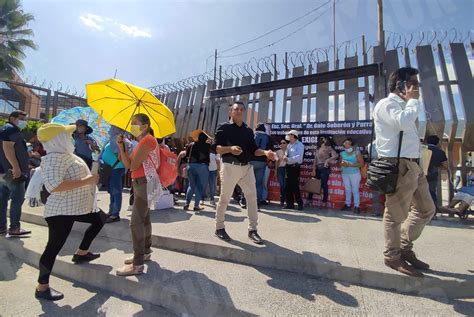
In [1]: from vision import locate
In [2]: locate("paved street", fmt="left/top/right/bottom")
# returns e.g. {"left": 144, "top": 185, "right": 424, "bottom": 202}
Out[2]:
{"left": 1, "top": 191, "right": 473, "bottom": 316}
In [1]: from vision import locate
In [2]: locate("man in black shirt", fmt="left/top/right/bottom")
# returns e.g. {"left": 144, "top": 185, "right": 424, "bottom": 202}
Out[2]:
{"left": 426, "top": 135, "right": 448, "bottom": 213}
{"left": 0, "top": 110, "right": 32, "bottom": 236}
{"left": 212, "top": 101, "right": 276, "bottom": 244}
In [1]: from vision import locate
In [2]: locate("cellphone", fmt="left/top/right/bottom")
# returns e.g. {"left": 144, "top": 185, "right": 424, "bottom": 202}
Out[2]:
{"left": 397, "top": 81, "right": 406, "bottom": 94}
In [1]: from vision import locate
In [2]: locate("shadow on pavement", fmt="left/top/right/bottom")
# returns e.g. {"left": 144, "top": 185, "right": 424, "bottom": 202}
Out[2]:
{"left": 226, "top": 239, "right": 358, "bottom": 308}
{"left": 259, "top": 210, "right": 321, "bottom": 223}
{"left": 0, "top": 238, "right": 25, "bottom": 282}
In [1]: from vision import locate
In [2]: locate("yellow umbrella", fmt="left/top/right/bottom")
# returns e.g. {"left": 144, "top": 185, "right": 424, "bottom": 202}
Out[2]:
{"left": 86, "top": 78, "right": 175, "bottom": 138}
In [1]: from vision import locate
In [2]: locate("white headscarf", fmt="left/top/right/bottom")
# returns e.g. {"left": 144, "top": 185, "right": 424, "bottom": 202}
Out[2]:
{"left": 42, "top": 131, "right": 75, "bottom": 154}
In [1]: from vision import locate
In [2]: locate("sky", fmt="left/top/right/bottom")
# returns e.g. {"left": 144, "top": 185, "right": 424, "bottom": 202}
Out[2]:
{"left": 19, "top": 0, "right": 473, "bottom": 93}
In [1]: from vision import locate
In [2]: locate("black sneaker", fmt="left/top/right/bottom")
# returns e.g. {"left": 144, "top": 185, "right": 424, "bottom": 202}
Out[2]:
{"left": 354, "top": 207, "right": 361, "bottom": 214}
{"left": 248, "top": 230, "right": 264, "bottom": 244}
{"left": 35, "top": 287, "right": 64, "bottom": 301}
{"left": 215, "top": 229, "right": 232, "bottom": 241}
{"left": 183, "top": 204, "right": 190, "bottom": 211}
{"left": 298, "top": 205, "right": 304, "bottom": 211}
{"left": 341, "top": 205, "right": 351, "bottom": 211}
{"left": 283, "top": 205, "right": 295, "bottom": 210}
{"left": 240, "top": 202, "right": 247, "bottom": 209}
{"left": 106, "top": 215, "right": 120, "bottom": 223}
{"left": 72, "top": 252, "right": 100, "bottom": 264}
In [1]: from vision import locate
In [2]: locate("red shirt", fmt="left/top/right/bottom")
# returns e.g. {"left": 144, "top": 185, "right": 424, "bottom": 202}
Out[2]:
{"left": 131, "top": 135, "right": 158, "bottom": 179}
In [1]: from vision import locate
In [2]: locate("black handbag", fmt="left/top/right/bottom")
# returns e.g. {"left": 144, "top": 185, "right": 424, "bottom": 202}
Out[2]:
{"left": 366, "top": 131, "right": 404, "bottom": 194}
{"left": 40, "top": 185, "right": 50, "bottom": 204}
{"left": 99, "top": 158, "right": 120, "bottom": 189}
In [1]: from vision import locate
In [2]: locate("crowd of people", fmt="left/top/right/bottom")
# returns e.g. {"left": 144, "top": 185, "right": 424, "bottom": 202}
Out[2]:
{"left": 0, "top": 66, "right": 473, "bottom": 301}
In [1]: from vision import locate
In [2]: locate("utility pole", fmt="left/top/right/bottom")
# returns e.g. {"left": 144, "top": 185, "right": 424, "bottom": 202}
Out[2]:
{"left": 333, "top": 0, "right": 336, "bottom": 63}
{"left": 378, "top": 0, "right": 384, "bottom": 48}
{"left": 213, "top": 49, "right": 218, "bottom": 83}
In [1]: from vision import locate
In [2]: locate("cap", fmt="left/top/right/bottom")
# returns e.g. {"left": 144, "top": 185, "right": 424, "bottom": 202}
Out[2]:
{"left": 37, "top": 123, "right": 76, "bottom": 143}
{"left": 190, "top": 129, "right": 211, "bottom": 142}
{"left": 286, "top": 129, "right": 299, "bottom": 137}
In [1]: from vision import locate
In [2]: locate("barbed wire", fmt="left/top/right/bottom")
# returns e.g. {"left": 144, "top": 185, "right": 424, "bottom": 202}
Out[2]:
{"left": 150, "top": 36, "right": 365, "bottom": 92}
{"left": 149, "top": 28, "right": 471, "bottom": 95}
{"left": 6, "top": 76, "right": 87, "bottom": 98}
{"left": 385, "top": 28, "right": 472, "bottom": 53}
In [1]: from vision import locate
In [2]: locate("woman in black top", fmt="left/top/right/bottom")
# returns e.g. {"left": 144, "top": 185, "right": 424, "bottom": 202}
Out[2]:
{"left": 184, "top": 131, "right": 211, "bottom": 211}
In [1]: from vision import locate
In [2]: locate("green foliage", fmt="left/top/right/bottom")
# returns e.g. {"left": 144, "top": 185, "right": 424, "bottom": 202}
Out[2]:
{"left": 0, "top": 0, "right": 37, "bottom": 79}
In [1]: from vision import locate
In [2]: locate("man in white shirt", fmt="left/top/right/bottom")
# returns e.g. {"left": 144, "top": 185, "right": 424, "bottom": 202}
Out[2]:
{"left": 374, "top": 67, "right": 435, "bottom": 278}
{"left": 283, "top": 130, "right": 305, "bottom": 210}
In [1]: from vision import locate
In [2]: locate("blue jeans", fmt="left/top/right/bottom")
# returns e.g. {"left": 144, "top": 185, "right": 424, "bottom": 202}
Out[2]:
{"left": 186, "top": 163, "right": 209, "bottom": 206}
{"left": 0, "top": 177, "right": 26, "bottom": 231}
{"left": 208, "top": 170, "right": 217, "bottom": 201}
{"left": 108, "top": 168, "right": 125, "bottom": 216}
{"left": 250, "top": 161, "right": 266, "bottom": 203}
{"left": 277, "top": 167, "right": 286, "bottom": 204}
{"left": 262, "top": 167, "right": 270, "bottom": 201}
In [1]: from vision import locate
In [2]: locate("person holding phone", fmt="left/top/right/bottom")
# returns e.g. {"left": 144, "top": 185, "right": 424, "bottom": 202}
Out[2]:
{"left": 373, "top": 67, "right": 435, "bottom": 278}
{"left": 212, "top": 101, "right": 276, "bottom": 244}
{"left": 115, "top": 113, "right": 159, "bottom": 276}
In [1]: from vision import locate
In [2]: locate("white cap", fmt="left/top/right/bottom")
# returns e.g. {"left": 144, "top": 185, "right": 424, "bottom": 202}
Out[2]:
{"left": 286, "top": 129, "right": 298, "bottom": 137}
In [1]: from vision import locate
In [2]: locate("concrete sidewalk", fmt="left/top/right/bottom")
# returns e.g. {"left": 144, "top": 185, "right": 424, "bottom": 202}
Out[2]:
{"left": 2, "top": 222, "right": 474, "bottom": 316}
{"left": 19, "top": 191, "right": 474, "bottom": 298}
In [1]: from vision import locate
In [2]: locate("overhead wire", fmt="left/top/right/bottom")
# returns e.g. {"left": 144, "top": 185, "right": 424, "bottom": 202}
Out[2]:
{"left": 218, "top": 0, "right": 336, "bottom": 59}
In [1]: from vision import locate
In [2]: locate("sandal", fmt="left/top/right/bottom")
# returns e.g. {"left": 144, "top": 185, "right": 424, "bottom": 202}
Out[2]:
{"left": 124, "top": 253, "right": 151, "bottom": 265}
{"left": 116, "top": 264, "right": 144, "bottom": 276}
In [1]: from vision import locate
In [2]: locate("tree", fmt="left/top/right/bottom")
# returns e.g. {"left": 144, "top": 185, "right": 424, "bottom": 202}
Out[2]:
{"left": 0, "top": 0, "right": 37, "bottom": 79}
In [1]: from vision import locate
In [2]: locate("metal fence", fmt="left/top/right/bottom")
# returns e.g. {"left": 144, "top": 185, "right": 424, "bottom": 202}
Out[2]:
{"left": 150, "top": 30, "right": 473, "bottom": 203}
{"left": 0, "top": 77, "right": 87, "bottom": 121}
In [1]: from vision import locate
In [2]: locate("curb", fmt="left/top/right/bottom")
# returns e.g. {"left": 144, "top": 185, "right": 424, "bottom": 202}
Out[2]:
{"left": 1, "top": 237, "right": 254, "bottom": 317}
{"left": 18, "top": 210, "right": 474, "bottom": 299}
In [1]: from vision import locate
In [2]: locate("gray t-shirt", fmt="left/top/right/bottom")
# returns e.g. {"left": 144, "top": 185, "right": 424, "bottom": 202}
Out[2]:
{"left": 0, "top": 123, "right": 29, "bottom": 176}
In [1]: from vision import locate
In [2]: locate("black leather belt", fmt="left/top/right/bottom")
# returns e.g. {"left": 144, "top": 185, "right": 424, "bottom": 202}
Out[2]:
{"left": 223, "top": 160, "right": 248, "bottom": 166}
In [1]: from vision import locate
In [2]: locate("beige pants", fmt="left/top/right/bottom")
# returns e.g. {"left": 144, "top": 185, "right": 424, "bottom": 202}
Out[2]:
{"left": 383, "top": 159, "right": 435, "bottom": 261}
{"left": 215, "top": 163, "right": 258, "bottom": 231}
{"left": 131, "top": 177, "right": 152, "bottom": 266}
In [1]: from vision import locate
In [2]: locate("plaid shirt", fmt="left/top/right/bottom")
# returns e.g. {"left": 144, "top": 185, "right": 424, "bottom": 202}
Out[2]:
{"left": 41, "top": 153, "right": 95, "bottom": 218}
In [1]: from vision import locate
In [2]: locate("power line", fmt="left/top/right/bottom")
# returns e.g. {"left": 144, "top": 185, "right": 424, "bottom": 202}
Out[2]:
{"left": 218, "top": 0, "right": 332, "bottom": 55}
{"left": 218, "top": 0, "right": 336, "bottom": 59}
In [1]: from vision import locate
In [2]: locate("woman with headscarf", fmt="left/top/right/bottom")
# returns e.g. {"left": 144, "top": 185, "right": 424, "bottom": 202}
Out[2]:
{"left": 35, "top": 123, "right": 105, "bottom": 301}
{"left": 184, "top": 130, "right": 211, "bottom": 211}
{"left": 115, "top": 113, "right": 160, "bottom": 276}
